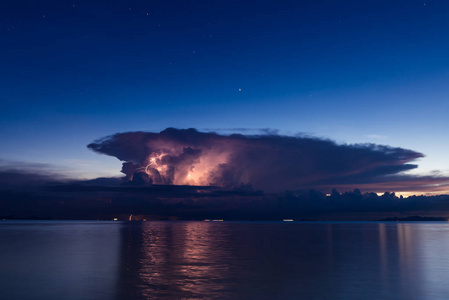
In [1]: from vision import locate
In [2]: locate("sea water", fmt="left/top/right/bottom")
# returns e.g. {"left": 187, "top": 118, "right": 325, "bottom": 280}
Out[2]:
{"left": 1, "top": 220, "right": 449, "bottom": 300}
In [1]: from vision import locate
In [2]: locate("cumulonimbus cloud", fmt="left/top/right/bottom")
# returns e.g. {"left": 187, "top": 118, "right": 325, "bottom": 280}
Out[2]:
{"left": 87, "top": 128, "right": 448, "bottom": 193}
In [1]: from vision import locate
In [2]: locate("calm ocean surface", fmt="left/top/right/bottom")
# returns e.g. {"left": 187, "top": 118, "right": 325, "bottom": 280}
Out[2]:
{"left": 1, "top": 221, "right": 449, "bottom": 300}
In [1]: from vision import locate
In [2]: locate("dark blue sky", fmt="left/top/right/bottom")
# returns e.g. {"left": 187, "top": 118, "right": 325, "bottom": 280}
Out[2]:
{"left": 1, "top": 0, "right": 449, "bottom": 183}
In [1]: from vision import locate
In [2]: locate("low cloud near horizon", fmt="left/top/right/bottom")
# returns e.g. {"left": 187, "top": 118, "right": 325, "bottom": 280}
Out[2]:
{"left": 2, "top": 131, "right": 449, "bottom": 219}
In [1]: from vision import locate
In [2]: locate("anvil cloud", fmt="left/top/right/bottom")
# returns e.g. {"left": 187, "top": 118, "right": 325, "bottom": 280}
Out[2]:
{"left": 87, "top": 128, "right": 435, "bottom": 193}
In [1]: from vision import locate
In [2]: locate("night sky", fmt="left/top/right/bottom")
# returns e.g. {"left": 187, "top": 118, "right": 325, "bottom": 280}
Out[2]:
{"left": 1, "top": 0, "right": 449, "bottom": 194}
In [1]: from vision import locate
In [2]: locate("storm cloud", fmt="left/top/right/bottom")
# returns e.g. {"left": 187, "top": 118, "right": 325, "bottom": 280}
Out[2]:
{"left": 87, "top": 128, "right": 440, "bottom": 193}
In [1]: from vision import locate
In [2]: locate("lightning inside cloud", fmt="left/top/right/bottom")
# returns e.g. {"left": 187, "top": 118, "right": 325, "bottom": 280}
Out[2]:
{"left": 87, "top": 128, "right": 426, "bottom": 192}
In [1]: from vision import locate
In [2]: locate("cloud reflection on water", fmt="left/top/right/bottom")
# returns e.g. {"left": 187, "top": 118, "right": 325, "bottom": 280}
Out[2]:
{"left": 116, "top": 221, "right": 449, "bottom": 300}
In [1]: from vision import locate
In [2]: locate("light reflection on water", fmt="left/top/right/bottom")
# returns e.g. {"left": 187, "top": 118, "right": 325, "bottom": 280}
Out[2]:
{"left": 2, "top": 221, "right": 449, "bottom": 299}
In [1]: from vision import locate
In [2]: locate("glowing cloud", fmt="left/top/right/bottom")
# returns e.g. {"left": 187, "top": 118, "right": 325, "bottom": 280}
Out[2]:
{"left": 87, "top": 128, "right": 432, "bottom": 192}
